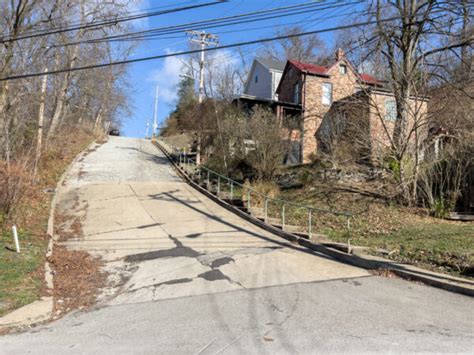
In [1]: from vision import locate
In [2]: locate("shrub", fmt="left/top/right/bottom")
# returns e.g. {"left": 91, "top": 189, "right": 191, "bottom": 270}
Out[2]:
{"left": 243, "top": 180, "right": 280, "bottom": 207}
{"left": 0, "top": 160, "right": 30, "bottom": 225}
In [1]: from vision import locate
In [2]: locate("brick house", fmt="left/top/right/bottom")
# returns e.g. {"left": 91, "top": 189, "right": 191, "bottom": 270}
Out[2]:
{"left": 276, "top": 49, "right": 429, "bottom": 163}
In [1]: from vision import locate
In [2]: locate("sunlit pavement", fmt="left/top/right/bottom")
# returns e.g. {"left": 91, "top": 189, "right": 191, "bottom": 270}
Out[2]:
{"left": 1, "top": 137, "right": 472, "bottom": 354}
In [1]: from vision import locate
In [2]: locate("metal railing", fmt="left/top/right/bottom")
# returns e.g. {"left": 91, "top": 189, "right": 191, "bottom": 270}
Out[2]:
{"left": 157, "top": 139, "right": 353, "bottom": 239}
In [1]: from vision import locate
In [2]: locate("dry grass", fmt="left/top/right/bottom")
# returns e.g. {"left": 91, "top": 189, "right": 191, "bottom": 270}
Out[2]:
{"left": 0, "top": 129, "right": 96, "bottom": 317}
{"left": 276, "top": 170, "right": 474, "bottom": 278}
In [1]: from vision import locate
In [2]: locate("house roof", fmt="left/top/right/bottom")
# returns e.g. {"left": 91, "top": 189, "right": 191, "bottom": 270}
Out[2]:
{"left": 286, "top": 59, "right": 383, "bottom": 85}
{"left": 358, "top": 73, "right": 383, "bottom": 85}
{"left": 288, "top": 60, "right": 329, "bottom": 76}
{"left": 255, "top": 57, "right": 286, "bottom": 72}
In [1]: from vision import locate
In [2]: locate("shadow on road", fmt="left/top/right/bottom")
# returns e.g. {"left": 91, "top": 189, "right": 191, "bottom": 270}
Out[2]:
{"left": 148, "top": 190, "right": 337, "bottom": 263}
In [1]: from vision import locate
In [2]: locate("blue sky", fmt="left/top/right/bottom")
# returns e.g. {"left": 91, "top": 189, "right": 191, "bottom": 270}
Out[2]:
{"left": 121, "top": 0, "right": 361, "bottom": 137}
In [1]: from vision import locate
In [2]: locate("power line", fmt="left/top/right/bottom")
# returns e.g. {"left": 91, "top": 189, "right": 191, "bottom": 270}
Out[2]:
{"left": 1, "top": 1, "right": 362, "bottom": 60}
{"left": 206, "top": 1, "right": 361, "bottom": 68}
{"left": 113, "top": 4, "right": 360, "bottom": 46}
{"left": 50, "top": 0, "right": 356, "bottom": 48}
{"left": 1, "top": 6, "right": 461, "bottom": 81}
{"left": 1, "top": 1, "right": 197, "bottom": 40}
{"left": 0, "top": 1, "right": 226, "bottom": 43}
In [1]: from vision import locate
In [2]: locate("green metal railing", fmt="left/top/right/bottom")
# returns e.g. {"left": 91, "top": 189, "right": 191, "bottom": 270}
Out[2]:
{"left": 158, "top": 139, "right": 353, "bottom": 239}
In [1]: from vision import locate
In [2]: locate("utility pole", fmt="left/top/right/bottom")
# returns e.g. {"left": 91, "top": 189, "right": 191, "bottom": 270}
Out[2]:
{"left": 186, "top": 30, "right": 218, "bottom": 164}
{"left": 153, "top": 85, "right": 159, "bottom": 138}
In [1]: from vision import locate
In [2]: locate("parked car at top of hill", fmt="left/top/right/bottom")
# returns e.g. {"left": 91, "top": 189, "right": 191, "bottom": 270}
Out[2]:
{"left": 109, "top": 129, "right": 120, "bottom": 136}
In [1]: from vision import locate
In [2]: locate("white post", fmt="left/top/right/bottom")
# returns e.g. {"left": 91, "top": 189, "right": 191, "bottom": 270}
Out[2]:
{"left": 153, "top": 85, "right": 159, "bottom": 137}
{"left": 12, "top": 225, "right": 20, "bottom": 253}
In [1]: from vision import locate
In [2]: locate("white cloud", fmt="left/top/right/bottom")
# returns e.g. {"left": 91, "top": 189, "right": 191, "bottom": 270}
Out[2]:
{"left": 149, "top": 50, "right": 185, "bottom": 105}
{"left": 148, "top": 48, "right": 242, "bottom": 104}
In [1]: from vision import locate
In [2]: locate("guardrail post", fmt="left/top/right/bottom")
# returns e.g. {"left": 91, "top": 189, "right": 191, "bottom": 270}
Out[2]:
{"left": 282, "top": 204, "right": 285, "bottom": 231}
{"left": 230, "top": 180, "right": 234, "bottom": 201}
{"left": 264, "top": 197, "right": 268, "bottom": 223}
{"left": 308, "top": 208, "right": 312, "bottom": 239}
{"left": 247, "top": 190, "right": 251, "bottom": 213}
{"left": 217, "top": 175, "right": 220, "bottom": 195}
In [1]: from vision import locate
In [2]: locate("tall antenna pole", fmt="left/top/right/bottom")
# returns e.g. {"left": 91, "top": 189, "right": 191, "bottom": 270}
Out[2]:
{"left": 186, "top": 30, "right": 218, "bottom": 163}
{"left": 153, "top": 85, "right": 159, "bottom": 137}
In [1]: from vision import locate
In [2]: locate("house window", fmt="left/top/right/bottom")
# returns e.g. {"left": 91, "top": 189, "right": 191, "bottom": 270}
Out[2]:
{"left": 339, "top": 64, "right": 347, "bottom": 74}
{"left": 322, "top": 82, "right": 332, "bottom": 105}
{"left": 293, "top": 82, "right": 300, "bottom": 103}
{"left": 255, "top": 75, "right": 258, "bottom": 83}
{"left": 385, "top": 99, "right": 397, "bottom": 121}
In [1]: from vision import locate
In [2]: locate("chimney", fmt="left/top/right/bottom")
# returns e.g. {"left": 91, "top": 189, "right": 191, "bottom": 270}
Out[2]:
{"left": 335, "top": 48, "right": 345, "bottom": 61}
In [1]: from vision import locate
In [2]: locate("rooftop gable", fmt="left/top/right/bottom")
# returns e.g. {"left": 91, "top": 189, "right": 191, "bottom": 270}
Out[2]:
{"left": 288, "top": 60, "right": 329, "bottom": 76}
{"left": 276, "top": 49, "right": 384, "bottom": 94}
{"left": 255, "top": 57, "right": 286, "bottom": 72}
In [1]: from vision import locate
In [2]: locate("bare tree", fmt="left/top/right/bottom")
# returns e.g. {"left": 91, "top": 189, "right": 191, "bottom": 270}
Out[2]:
{"left": 337, "top": 0, "right": 474, "bottom": 204}
{"left": 259, "top": 26, "right": 329, "bottom": 63}
{"left": 0, "top": 0, "right": 135, "bottom": 221}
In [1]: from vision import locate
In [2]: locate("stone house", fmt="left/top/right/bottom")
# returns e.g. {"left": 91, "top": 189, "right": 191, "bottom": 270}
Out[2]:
{"left": 276, "top": 49, "right": 429, "bottom": 163}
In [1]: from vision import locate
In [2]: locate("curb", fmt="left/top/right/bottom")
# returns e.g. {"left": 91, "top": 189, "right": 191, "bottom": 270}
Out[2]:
{"left": 0, "top": 139, "right": 103, "bottom": 331}
{"left": 153, "top": 140, "right": 474, "bottom": 298}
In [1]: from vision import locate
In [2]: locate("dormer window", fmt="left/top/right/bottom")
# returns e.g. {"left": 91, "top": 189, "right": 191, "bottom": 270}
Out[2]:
{"left": 339, "top": 64, "right": 347, "bottom": 74}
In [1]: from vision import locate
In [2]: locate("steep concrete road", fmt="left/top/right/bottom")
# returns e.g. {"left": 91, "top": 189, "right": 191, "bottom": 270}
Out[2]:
{"left": 1, "top": 137, "right": 472, "bottom": 353}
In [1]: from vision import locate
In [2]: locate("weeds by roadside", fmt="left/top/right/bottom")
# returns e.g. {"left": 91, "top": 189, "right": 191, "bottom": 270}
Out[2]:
{"left": 0, "top": 129, "right": 97, "bottom": 317}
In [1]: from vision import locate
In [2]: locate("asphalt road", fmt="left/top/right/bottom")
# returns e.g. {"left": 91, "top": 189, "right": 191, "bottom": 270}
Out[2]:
{"left": 1, "top": 137, "right": 472, "bottom": 354}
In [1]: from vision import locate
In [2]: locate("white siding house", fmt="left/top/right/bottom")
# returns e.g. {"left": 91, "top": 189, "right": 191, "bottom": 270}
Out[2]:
{"left": 244, "top": 58, "right": 286, "bottom": 101}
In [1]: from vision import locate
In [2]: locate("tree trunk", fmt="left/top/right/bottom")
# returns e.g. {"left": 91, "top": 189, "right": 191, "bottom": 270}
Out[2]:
{"left": 93, "top": 107, "right": 102, "bottom": 132}
{"left": 33, "top": 68, "right": 49, "bottom": 181}
{"left": 0, "top": 81, "right": 11, "bottom": 165}
{"left": 48, "top": 44, "right": 80, "bottom": 138}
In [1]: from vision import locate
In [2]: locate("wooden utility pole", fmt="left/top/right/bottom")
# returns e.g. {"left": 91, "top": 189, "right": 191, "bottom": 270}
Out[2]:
{"left": 186, "top": 30, "right": 218, "bottom": 164}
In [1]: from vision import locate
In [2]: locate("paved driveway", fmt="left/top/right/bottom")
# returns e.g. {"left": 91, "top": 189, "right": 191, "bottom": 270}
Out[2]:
{"left": 1, "top": 137, "right": 472, "bottom": 354}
